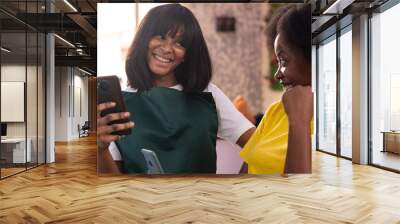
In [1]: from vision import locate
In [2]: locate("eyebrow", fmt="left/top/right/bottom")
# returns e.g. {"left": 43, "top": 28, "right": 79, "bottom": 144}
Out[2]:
{"left": 166, "top": 31, "right": 183, "bottom": 40}
{"left": 175, "top": 35, "right": 183, "bottom": 41}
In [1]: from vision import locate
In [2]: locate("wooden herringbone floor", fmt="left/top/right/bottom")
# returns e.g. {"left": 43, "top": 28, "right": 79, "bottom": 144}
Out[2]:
{"left": 1, "top": 136, "right": 400, "bottom": 224}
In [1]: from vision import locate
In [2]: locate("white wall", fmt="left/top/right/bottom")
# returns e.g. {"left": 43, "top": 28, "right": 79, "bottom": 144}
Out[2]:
{"left": 54, "top": 67, "right": 89, "bottom": 141}
{"left": 1, "top": 63, "right": 46, "bottom": 164}
{"left": 1, "top": 65, "right": 35, "bottom": 138}
{"left": 1, "top": 66, "right": 26, "bottom": 131}
{"left": 55, "top": 67, "right": 69, "bottom": 141}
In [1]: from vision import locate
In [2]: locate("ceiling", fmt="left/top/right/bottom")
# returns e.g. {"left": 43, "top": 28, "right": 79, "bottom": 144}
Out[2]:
{"left": 0, "top": 0, "right": 101, "bottom": 74}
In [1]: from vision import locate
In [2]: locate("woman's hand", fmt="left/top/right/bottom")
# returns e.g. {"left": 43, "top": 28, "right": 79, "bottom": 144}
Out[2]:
{"left": 97, "top": 102, "right": 134, "bottom": 150}
{"left": 282, "top": 85, "right": 313, "bottom": 125}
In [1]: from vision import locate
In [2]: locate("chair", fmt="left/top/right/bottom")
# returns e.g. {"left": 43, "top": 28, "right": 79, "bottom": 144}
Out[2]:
{"left": 79, "top": 121, "right": 90, "bottom": 138}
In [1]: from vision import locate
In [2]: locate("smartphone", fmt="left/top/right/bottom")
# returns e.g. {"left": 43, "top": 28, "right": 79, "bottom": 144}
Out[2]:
{"left": 97, "top": 76, "right": 132, "bottom": 136}
{"left": 141, "top": 148, "right": 165, "bottom": 174}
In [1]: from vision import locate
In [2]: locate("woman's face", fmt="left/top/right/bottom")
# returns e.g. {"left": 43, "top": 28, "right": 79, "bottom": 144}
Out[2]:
{"left": 147, "top": 31, "right": 186, "bottom": 77}
{"left": 273, "top": 34, "right": 311, "bottom": 90}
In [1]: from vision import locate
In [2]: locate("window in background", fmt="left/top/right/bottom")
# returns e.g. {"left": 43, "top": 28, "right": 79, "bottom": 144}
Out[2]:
{"left": 317, "top": 35, "right": 337, "bottom": 155}
{"left": 339, "top": 26, "right": 352, "bottom": 158}
{"left": 27, "top": 30, "right": 38, "bottom": 170}
{"left": 1, "top": 31, "right": 28, "bottom": 178}
{"left": 370, "top": 2, "right": 400, "bottom": 171}
{"left": 0, "top": 1, "right": 46, "bottom": 179}
{"left": 312, "top": 45, "right": 317, "bottom": 151}
{"left": 97, "top": 3, "right": 136, "bottom": 89}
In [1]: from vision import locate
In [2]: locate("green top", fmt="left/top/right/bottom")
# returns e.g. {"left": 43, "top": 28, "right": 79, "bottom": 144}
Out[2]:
{"left": 116, "top": 87, "right": 218, "bottom": 173}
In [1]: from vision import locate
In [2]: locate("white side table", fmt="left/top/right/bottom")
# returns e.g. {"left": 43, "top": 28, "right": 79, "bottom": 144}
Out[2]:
{"left": 1, "top": 138, "right": 32, "bottom": 163}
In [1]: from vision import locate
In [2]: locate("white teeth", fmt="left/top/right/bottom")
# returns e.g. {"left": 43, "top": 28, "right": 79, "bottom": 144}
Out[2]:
{"left": 154, "top": 54, "right": 172, "bottom": 63}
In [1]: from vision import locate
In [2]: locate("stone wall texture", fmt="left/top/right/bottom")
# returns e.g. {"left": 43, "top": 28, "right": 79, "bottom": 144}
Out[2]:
{"left": 185, "top": 3, "right": 282, "bottom": 114}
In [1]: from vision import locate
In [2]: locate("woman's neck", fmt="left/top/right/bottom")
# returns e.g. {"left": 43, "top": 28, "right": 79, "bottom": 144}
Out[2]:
{"left": 153, "top": 73, "right": 178, "bottom": 88}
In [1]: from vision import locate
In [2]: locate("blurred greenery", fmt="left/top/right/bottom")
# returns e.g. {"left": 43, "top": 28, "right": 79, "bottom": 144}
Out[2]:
{"left": 263, "top": 4, "right": 286, "bottom": 92}
{"left": 266, "top": 63, "right": 283, "bottom": 91}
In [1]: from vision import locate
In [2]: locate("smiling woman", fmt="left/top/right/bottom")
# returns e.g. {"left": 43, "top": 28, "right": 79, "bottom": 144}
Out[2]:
{"left": 240, "top": 4, "right": 313, "bottom": 174}
{"left": 125, "top": 4, "right": 212, "bottom": 93}
{"left": 274, "top": 33, "right": 311, "bottom": 90}
{"left": 97, "top": 4, "right": 256, "bottom": 174}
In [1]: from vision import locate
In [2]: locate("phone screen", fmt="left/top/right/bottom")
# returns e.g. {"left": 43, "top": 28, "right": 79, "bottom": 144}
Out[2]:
{"left": 141, "top": 149, "right": 164, "bottom": 174}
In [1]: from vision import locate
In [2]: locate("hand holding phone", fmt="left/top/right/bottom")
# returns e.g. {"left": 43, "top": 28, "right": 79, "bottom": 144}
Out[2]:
{"left": 97, "top": 76, "right": 134, "bottom": 150}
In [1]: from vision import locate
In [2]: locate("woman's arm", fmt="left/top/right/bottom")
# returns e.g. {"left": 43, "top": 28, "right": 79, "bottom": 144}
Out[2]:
{"left": 236, "top": 127, "right": 256, "bottom": 147}
{"left": 285, "top": 122, "right": 311, "bottom": 173}
{"left": 236, "top": 128, "right": 255, "bottom": 174}
{"left": 282, "top": 86, "right": 313, "bottom": 173}
{"left": 239, "top": 162, "right": 248, "bottom": 174}
{"left": 206, "top": 83, "right": 255, "bottom": 145}
{"left": 205, "top": 84, "right": 256, "bottom": 174}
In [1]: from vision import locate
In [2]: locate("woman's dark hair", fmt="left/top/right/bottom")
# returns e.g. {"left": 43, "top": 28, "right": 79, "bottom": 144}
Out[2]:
{"left": 125, "top": 4, "right": 212, "bottom": 93}
{"left": 276, "top": 4, "right": 311, "bottom": 63}
{"left": 265, "top": 5, "right": 293, "bottom": 56}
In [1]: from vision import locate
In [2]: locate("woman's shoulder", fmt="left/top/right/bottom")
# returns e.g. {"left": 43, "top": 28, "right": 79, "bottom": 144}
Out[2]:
{"left": 121, "top": 83, "right": 224, "bottom": 99}
{"left": 203, "top": 83, "right": 232, "bottom": 104}
{"left": 121, "top": 87, "right": 138, "bottom": 102}
{"left": 203, "top": 83, "right": 221, "bottom": 93}
{"left": 122, "top": 87, "right": 138, "bottom": 93}
{"left": 268, "top": 101, "right": 283, "bottom": 109}
{"left": 265, "top": 101, "right": 284, "bottom": 116}
{"left": 203, "top": 83, "right": 227, "bottom": 100}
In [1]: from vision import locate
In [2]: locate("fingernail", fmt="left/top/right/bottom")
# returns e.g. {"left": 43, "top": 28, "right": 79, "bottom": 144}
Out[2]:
{"left": 125, "top": 112, "right": 130, "bottom": 117}
{"left": 130, "top": 122, "right": 135, "bottom": 126}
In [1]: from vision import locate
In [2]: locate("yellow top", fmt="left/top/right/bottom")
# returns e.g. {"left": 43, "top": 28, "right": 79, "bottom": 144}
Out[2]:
{"left": 240, "top": 101, "right": 313, "bottom": 174}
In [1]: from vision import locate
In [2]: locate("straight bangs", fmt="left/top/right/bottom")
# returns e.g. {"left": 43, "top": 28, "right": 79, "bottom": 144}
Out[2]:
{"left": 146, "top": 6, "right": 196, "bottom": 51}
